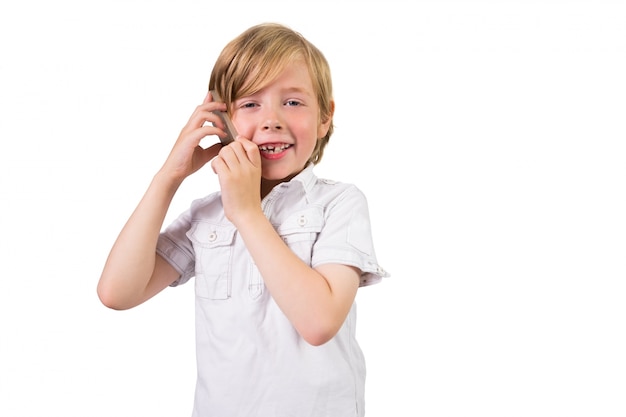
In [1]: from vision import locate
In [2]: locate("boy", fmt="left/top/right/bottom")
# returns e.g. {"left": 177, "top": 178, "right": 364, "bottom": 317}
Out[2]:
{"left": 98, "top": 22, "right": 388, "bottom": 416}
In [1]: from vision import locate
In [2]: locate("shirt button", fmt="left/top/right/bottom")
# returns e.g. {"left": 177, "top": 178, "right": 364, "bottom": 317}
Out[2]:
{"left": 208, "top": 232, "right": 217, "bottom": 242}
{"left": 297, "top": 215, "right": 307, "bottom": 226}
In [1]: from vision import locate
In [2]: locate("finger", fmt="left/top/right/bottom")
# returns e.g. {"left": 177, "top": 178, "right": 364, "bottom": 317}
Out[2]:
{"left": 184, "top": 108, "right": 227, "bottom": 134}
{"left": 211, "top": 154, "right": 225, "bottom": 175}
{"left": 236, "top": 136, "right": 262, "bottom": 167}
{"left": 217, "top": 142, "right": 244, "bottom": 168}
{"left": 177, "top": 125, "right": 225, "bottom": 152}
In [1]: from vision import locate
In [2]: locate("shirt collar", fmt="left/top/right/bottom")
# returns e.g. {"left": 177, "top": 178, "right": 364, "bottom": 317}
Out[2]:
{"left": 289, "top": 163, "right": 317, "bottom": 195}
{"left": 263, "top": 163, "right": 317, "bottom": 205}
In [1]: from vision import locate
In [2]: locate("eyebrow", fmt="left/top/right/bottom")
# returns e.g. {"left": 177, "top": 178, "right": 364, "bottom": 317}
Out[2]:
{"left": 280, "top": 86, "right": 313, "bottom": 96}
{"left": 238, "top": 86, "right": 313, "bottom": 101}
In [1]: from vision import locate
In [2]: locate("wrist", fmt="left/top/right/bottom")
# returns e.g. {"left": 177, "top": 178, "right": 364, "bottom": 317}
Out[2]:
{"left": 152, "top": 168, "right": 184, "bottom": 195}
{"left": 231, "top": 208, "right": 267, "bottom": 231}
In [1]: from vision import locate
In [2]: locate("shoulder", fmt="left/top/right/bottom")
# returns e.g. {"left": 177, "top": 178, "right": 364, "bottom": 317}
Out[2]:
{"left": 187, "top": 191, "right": 228, "bottom": 222}
{"left": 310, "top": 177, "right": 369, "bottom": 208}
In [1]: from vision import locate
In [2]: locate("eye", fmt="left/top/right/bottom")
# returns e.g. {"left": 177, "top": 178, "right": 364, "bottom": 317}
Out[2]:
{"left": 241, "top": 102, "right": 257, "bottom": 109}
{"left": 285, "top": 100, "right": 302, "bottom": 107}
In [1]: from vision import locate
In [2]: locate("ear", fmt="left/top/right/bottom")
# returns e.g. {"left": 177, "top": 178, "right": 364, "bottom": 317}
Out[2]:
{"left": 317, "top": 100, "right": 335, "bottom": 138}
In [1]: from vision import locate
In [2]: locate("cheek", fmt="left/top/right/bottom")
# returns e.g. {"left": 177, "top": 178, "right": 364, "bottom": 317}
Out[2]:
{"left": 295, "top": 126, "right": 319, "bottom": 151}
{"left": 293, "top": 116, "right": 320, "bottom": 139}
{"left": 231, "top": 115, "right": 253, "bottom": 138}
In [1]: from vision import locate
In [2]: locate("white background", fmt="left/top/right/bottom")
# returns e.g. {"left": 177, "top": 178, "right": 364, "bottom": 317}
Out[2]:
{"left": 1, "top": 1, "right": 625, "bottom": 416}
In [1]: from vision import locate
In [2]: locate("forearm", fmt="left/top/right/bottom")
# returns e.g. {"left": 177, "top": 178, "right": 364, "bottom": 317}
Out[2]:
{"left": 235, "top": 211, "right": 358, "bottom": 345}
{"left": 97, "top": 171, "right": 181, "bottom": 309}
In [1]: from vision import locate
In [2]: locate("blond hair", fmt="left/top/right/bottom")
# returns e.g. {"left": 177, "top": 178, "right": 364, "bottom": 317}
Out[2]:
{"left": 209, "top": 23, "right": 334, "bottom": 165}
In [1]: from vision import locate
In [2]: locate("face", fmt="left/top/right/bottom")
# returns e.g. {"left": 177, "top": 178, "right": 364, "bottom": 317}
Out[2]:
{"left": 230, "top": 59, "right": 331, "bottom": 184}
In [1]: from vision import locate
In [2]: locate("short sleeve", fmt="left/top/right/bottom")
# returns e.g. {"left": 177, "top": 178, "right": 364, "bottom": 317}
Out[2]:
{"left": 156, "top": 208, "right": 196, "bottom": 287}
{"left": 311, "top": 185, "right": 389, "bottom": 287}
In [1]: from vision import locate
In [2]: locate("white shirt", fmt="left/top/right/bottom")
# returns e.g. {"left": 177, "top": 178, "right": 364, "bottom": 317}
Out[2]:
{"left": 157, "top": 164, "right": 388, "bottom": 417}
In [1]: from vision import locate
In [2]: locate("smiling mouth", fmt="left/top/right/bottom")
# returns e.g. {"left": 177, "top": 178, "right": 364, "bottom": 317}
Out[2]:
{"left": 258, "top": 144, "right": 292, "bottom": 154}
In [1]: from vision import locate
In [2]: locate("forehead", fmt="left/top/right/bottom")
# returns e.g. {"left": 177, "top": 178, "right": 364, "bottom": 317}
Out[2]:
{"left": 239, "top": 55, "right": 314, "bottom": 97}
{"left": 268, "top": 60, "right": 313, "bottom": 88}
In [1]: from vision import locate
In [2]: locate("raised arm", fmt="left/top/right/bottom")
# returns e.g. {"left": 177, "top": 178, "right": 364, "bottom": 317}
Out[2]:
{"left": 97, "top": 93, "right": 227, "bottom": 310}
{"left": 97, "top": 172, "right": 184, "bottom": 310}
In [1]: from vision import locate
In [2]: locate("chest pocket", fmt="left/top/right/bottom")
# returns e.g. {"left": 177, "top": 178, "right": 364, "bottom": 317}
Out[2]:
{"left": 187, "top": 221, "right": 236, "bottom": 300}
{"left": 276, "top": 207, "right": 324, "bottom": 266}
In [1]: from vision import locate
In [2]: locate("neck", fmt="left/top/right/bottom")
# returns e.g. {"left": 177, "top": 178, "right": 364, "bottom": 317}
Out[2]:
{"left": 260, "top": 177, "right": 290, "bottom": 199}
{"left": 260, "top": 164, "right": 309, "bottom": 198}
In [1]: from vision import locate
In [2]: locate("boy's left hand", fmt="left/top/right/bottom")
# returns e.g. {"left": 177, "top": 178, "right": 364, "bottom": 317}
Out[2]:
{"left": 211, "top": 136, "right": 263, "bottom": 224}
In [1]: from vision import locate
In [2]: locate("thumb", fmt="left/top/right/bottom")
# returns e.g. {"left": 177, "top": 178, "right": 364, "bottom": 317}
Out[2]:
{"left": 195, "top": 142, "right": 222, "bottom": 169}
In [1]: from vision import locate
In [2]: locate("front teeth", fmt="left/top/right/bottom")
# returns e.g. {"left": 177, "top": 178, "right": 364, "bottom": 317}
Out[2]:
{"left": 259, "top": 144, "right": 292, "bottom": 154}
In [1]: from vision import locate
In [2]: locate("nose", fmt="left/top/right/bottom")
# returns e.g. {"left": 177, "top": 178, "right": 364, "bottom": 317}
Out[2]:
{"left": 261, "top": 106, "right": 283, "bottom": 131}
{"left": 262, "top": 120, "right": 282, "bottom": 131}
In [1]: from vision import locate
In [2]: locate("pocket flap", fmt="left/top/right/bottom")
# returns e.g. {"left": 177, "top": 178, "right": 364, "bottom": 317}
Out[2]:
{"left": 187, "top": 221, "right": 236, "bottom": 248}
{"left": 276, "top": 207, "right": 324, "bottom": 235}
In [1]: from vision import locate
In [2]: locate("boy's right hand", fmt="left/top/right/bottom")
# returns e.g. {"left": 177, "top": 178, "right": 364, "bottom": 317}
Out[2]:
{"left": 159, "top": 91, "right": 229, "bottom": 183}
